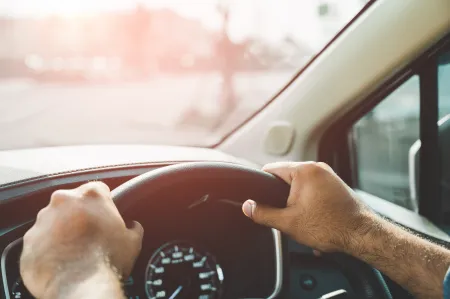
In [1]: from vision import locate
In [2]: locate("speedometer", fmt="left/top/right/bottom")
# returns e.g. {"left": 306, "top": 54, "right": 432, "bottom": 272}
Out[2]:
{"left": 145, "top": 241, "right": 223, "bottom": 299}
{"left": 10, "top": 277, "right": 33, "bottom": 299}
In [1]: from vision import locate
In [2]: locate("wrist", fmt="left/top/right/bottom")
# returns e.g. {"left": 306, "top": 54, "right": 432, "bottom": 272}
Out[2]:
{"left": 340, "top": 210, "right": 384, "bottom": 255}
{"left": 43, "top": 257, "right": 123, "bottom": 299}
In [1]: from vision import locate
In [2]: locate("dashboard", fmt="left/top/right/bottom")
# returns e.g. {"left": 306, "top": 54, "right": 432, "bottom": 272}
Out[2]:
{"left": 1, "top": 196, "right": 280, "bottom": 299}
{"left": 0, "top": 145, "right": 419, "bottom": 299}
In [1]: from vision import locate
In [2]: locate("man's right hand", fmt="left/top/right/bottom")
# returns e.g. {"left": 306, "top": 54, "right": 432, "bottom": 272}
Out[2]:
{"left": 242, "top": 161, "right": 373, "bottom": 253}
{"left": 243, "top": 161, "right": 450, "bottom": 299}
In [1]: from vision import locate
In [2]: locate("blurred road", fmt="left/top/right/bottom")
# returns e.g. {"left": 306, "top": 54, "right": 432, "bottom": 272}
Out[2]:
{"left": 0, "top": 71, "right": 293, "bottom": 150}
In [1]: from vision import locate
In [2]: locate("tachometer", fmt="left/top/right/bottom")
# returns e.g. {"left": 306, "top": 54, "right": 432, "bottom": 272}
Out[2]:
{"left": 145, "top": 241, "right": 223, "bottom": 299}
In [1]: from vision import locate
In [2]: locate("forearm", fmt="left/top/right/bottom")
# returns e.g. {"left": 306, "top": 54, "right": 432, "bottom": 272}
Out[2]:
{"left": 346, "top": 212, "right": 450, "bottom": 299}
{"left": 45, "top": 262, "right": 125, "bottom": 299}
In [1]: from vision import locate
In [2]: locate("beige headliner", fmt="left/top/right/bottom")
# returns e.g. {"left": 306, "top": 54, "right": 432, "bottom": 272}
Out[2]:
{"left": 220, "top": 0, "right": 450, "bottom": 165}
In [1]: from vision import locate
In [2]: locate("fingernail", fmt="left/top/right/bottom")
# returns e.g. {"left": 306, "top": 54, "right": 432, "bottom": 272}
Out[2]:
{"left": 242, "top": 200, "right": 256, "bottom": 218}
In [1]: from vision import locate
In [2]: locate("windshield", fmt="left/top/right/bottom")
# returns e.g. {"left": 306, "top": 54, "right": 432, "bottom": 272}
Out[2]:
{"left": 0, "top": 0, "right": 368, "bottom": 150}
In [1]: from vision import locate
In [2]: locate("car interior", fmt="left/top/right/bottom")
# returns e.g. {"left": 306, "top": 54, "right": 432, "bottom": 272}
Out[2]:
{"left": 1, "top": 0, "right": 450, "bottom": 298}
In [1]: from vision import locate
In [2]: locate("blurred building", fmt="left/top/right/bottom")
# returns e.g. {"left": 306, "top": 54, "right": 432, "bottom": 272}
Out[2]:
{"left": 0, "top": 8, "right": 214, "bottom": 77}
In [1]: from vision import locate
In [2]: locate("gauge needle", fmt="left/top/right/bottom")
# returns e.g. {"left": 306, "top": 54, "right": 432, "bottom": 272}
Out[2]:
{"left": 169, "top": 285, "right": 183, "bottom": 299}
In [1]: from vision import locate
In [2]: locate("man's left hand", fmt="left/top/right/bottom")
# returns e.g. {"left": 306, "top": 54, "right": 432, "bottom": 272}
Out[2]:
{"left": 20, "top": 182, "right": 143, "bottom": 299}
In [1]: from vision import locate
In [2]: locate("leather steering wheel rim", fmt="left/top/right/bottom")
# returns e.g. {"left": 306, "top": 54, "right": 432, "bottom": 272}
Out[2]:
{"left": 111, "top": 161, "right": 290, "bottom": 212}
{"left": 111, "top": 161, "right": 392, "bottom": 299}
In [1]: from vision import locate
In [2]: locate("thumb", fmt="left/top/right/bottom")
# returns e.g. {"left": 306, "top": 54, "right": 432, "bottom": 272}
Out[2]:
{"left": 242, "top": 200, "right": 286, "bottom": 230}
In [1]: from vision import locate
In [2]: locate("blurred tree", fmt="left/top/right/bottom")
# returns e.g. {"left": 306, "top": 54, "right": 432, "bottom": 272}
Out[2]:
{"left": 127, "top": 4, "right": 152, "bottom": 78}
{"left": 215, "top": 2, "right": 238, "bottom": 118}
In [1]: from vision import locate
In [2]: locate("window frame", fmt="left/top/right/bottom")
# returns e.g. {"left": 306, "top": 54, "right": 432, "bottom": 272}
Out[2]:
{"left": 211, "top": 0, "right": 377, "bottom": 148}
{"left": 318, "top": 32, "right": 450, "bottom": 224}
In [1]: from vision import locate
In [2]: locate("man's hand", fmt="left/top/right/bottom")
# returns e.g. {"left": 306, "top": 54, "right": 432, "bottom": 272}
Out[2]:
{"left": 20, "top": 182, "right": 144, "bottom": 299}
{"left": 242, "top": 161, "right": 371, "bottom": 252}
{"left": 243, "top": 161, "right": 450, "bottom": 299}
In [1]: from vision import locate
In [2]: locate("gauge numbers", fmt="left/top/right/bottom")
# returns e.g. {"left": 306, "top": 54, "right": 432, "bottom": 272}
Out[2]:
{"left": 145, "top": 242, "right": 223, "bottom": 299}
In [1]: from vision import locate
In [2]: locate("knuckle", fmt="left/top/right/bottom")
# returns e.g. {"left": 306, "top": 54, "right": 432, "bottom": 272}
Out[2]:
{"left": 23, "top": 229, "right": 33, "bottom": 244}
{"left": 317, "top": 162, "right": 329, "bottom": 168}
{"left": 35, "top": 206, "right": 49, "bottom": 222}
{"left": 50, "top": 190, "right": 73, "bottom": 206}
{"left": 317, "top": 162, "right": 334, "bottom": 173}
{"left": 298, "top": 162, "right": 324, "bottom": 178}
{"left": 81, "top": 181, "right": 110, "bottom": 199}
{"left": 288, "top": 162, "right": 301, "bottom": 173}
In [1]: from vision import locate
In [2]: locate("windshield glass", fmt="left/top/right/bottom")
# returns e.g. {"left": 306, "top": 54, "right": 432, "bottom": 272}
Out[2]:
{"left": 0, "top": 0, "right": 368, "bottom": 150}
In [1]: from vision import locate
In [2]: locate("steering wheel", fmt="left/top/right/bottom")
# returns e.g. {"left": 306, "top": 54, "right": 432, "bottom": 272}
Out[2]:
{"left": 111, "top": 161, "right": 392, "bottom": 299}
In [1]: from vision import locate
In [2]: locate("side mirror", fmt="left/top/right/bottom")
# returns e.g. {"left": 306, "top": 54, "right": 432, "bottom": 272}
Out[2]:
{"left": 408, "top": 114, "right": 450, "bottom": 214}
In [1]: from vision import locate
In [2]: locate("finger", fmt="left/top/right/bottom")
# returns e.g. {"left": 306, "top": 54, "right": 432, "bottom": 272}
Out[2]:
{"left": 22, "top": 228, "right": 35, "bottom": 247}
{"left": 35, "top": 206, "right": 50, "bottom": 223}
{"left": 263, "top": 161, "right": 324, "bottom": 184}
{"left": 242, "top": 200, "right": 287, "bottom": 231}
{"left": 262, "top": 161, "right": 301, "bottom": 185}
{"left": 123, "top": 221, "right": 144, "bottom": 277}
{"left": 50, "top": 189, "right": 75, "bottom": 206}
{"left": 316, "top": 162, "right": 335, "bottom": 174}
{"left": 78, "top": 181, "right": 111, "bottom": 200}
{"left": 127, "top": 220, "right": 144, "bottom": 246}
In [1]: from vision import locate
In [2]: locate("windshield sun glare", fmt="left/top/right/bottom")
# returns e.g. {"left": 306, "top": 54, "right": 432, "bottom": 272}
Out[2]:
{"left": 0, "top": 0, "right": 368, "bottom": 150}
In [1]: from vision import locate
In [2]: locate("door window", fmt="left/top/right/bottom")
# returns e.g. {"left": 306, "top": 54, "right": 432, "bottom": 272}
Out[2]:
{"left": 352, "top": 76, "right": 420, "bottom": 210}
{"left": 352, "top": 48, "right": 450, "bottom": 218}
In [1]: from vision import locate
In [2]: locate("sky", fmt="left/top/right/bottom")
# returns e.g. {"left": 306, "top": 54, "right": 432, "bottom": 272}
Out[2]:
{"left": 0, "top": 0, "right": 365, "bottom": 48}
